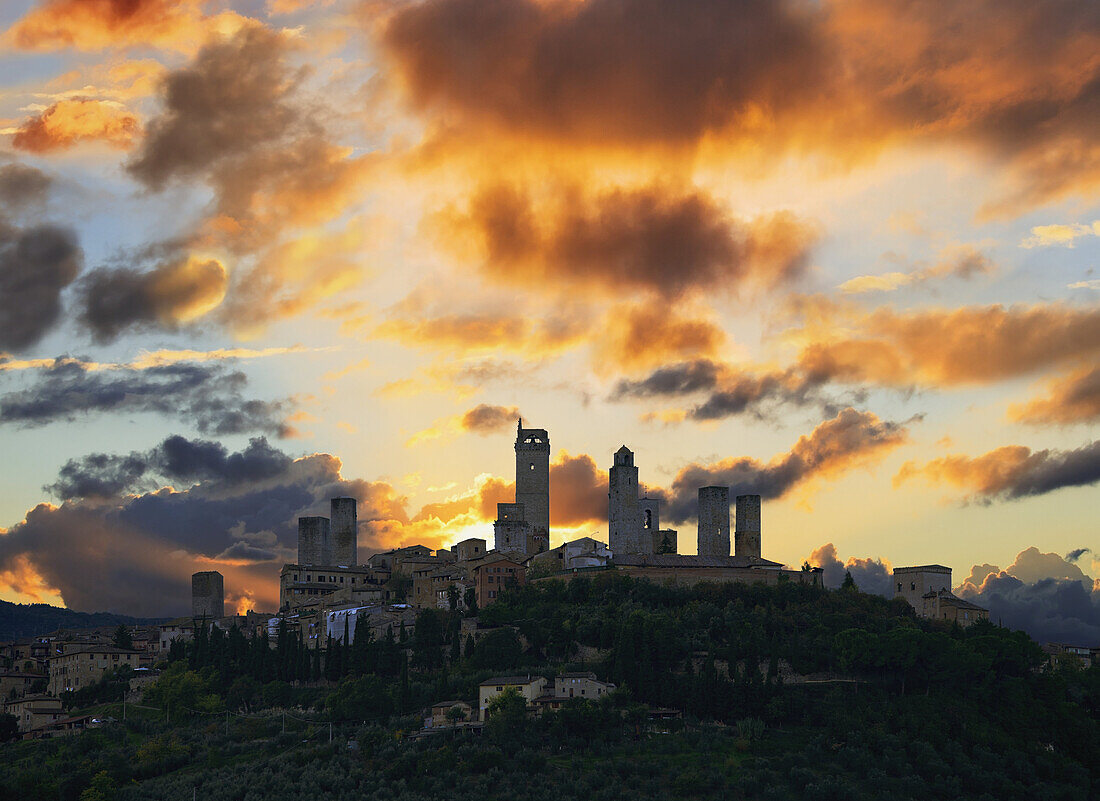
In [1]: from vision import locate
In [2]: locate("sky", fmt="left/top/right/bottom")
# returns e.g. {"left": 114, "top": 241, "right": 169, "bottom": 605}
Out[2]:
{"left": 0, "top": 0, "right": 1097, "bottom": 641}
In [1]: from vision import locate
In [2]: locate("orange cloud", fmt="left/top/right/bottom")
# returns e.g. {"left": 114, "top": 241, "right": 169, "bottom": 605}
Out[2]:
{"left": 11, "top": 99, "right": 140, "bottom": 153}
{"left": 594, "top": 303, "right": 726, "bottom": 373}
{"left": 437, "top": 182, "right": 816, "bottom": 298}
{"left": 376, "top": 0, "right": 1100, "bottom": 212}
{"left": 837, "top": 245, "right": 993, "bottom": 295}
{"left": 375, "top": 308, "right": 589, "bottom": 359}
{"left": 406, "top": 404, "right": 520, "bottom": 447}
{"left": 795, "top": 302, "right": 1100, "bottom": 387}
{"left": 6, "top": 0, "right": 251, "bottom": 53}
{"left": 663, "top": 407, "right": 911, "bottom": 521}
{"left": 1009, "top": 367, "right": 1100, "bottom": 425}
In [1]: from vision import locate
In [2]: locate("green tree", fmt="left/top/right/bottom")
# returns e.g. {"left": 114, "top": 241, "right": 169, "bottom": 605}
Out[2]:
{"left": 0, "top": 712, "right": 18, "bottom": 743}
{"left": 841, "top": 570, "right": 856, "bottom": 591}
{"left": 485, "top": 687, "right": 527, "bottom": 745}
{"left": 79, "top": 770, "right": 115, "bottom": 801}
{"left": 111, "top": 624, "right": 133, "bottom": 650}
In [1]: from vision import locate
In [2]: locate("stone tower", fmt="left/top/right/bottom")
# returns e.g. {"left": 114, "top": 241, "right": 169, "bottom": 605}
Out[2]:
{"left": 297, "top": 516, "right": 331, "bottom": 565}
{"left": 734, "top": 494, "right": 761, "bottom": 558}
{"left": 697, "top": 486, "right": 730, "bottom": 557}
{"left": 515, "top": 420, "right": 550, "bottom": 547}
{"left": 494, "top": 502, "right": 534, "bottom": 554}
{"left": 330, "top": 497, "right": 358, "bottom": 566}
{"left": 192, "top": 570, "right": 224, "bottom": 619}
{"left": 609, "top": 446, "right": 642, "bottom": 554}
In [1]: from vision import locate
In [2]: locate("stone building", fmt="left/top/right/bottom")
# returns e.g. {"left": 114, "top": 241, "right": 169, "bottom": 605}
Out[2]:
{"left": 612, "top": 554, "right": 822, "bottom": 588}
{"left": 921, "top": 589, "right": 989, "bottom": 627}
{"left": 48, "top": 646, "right": 141, "bottom": 695}
{"left": 696, "top": 486, "right": 730, "bottom": 558}
{"left": 478, "top": 675, "right": 547, "bottom": 720}
{"left": 554, "top": 671, "right": 616, "bottom": 700}
{"left": 893, "top": 565, "right": 953, "bottom": 610}
{"left": 278, "top": 563, "right": 388, "bottom": 612}
{"left": 893, "top": 564, "right": 988, "bottom": 627}
{"left": 5, "top": 695, "right": 63, "bottom": 733}
{"left": 191, "top": 571, "right": 224, "bottom": 619}
{"left": 473, "top": 555, "right": 526, "bottom": 608}
{"left": 493, "top": 502, "right": 535, "bottom": 554}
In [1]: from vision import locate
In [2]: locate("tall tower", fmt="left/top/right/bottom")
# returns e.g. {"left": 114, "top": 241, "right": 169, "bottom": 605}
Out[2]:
{"left": 515, "top": 419, "right": 550, "bottom": 547}
{"left": 609, "top": 446, "right": 642, "bottom": 554}
{"left": 697, "top": 486, "right": 730, "bottom": 557}
{"left": 297, "top": 516, "right": 331, "bottom": 565}
{"left": 734, "top": 494, "right": 761, "bottom": 558}
{"left": 330, "top": 497, "right": 358, "bottom": 566}
{"left": 192, "top": 571, "right": 224, "bottom": 619}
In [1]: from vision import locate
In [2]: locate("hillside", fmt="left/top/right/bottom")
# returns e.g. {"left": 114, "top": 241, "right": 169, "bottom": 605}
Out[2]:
{"left": 0, "top": 599, "right": 166, "bottom": 640}
{"left": 1, "top": 575, "right": 1097, "bottom": 800}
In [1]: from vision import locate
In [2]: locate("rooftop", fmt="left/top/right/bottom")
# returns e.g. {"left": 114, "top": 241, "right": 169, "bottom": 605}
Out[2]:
{"left": 479, "top": 675, "right": 544, "bottom": 686}
{"left": 613, "top": 554, "right": 784, "bottom": 569}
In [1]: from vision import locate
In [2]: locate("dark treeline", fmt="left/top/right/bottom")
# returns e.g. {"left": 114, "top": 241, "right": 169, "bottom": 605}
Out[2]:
{"left": 3, "top": 574, "right": 1098, "bottom": 800}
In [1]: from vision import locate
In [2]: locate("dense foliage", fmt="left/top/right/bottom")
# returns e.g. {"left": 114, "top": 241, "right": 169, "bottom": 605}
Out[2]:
{"left": 2, "top": 575, "right": 1097, "bottom": 800}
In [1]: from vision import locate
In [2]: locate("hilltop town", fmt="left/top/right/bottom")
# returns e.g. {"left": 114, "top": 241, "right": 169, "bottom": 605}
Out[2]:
{"left": 0, "top": 419, "right": 1023, "bottom": 744}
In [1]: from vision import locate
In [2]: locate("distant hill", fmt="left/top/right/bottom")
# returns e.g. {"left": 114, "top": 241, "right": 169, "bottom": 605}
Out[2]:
{"left": 0, "top": 599, "right": 167, "bottom": 640}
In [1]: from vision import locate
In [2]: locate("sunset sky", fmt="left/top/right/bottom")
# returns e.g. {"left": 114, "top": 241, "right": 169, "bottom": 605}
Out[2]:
{"left": 0, "top": 0, "right": 1097, "bottom": 635}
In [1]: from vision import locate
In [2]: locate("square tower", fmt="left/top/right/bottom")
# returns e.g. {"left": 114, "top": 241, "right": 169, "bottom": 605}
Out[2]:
{"left": 609, "top": 446, "right": 642, "bottom": 554}
{"left": 192, "top": 571, "right": 224, "bottom": 619}
{"left": 515, "top": 420, "right": 550, "bottom": 545}
{"left": 494, "top": 502, "right": 534, "bottom": 554}
{"left": 734, "top": 494, "right": 761, "bottom": 558}
{"left": 893, "top": 565, "right": 952, "bottom": 611}
{"left": 697, "top": 486, "right": 730, "bottom": 557}
{"left": 330, "top": 497, "right": 358, "bottom": 566}
{"left": 297, "top": 516, "right": 331, "bottom": 565}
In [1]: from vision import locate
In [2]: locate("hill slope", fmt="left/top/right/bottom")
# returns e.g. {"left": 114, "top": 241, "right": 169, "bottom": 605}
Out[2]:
{"left": 0, "top": 599, "right": 166, "bottom": 640}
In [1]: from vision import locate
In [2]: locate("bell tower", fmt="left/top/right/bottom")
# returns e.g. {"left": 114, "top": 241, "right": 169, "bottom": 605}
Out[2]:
{"left": 515, "top": 419, "right": 550, "bottom": 550}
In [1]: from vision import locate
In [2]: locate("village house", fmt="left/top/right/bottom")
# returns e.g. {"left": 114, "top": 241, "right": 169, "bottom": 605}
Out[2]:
{"left": 5, "top": 694, "right": 64, "bottom": 733}
{"left": 48, "top": 646, "right": 141, "bottom": 696}
{"left": 477, "top": 675, "right": 547, "bottom": 721}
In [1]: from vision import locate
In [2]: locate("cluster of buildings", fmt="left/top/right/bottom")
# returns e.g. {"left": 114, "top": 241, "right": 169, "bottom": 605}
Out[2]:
{"left": 10, "top": 417, "right": 1086, "bottom": 741}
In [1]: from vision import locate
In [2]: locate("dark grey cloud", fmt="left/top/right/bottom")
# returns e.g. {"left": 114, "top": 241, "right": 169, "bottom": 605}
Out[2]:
{"left": 1008, "top": 441, "right": 1100, "bottom": 498}
{"left": 79, "top": 256, "right": 227, "bottom": 342}
{"left": 610, "top": 359, "right": 857, "bottom": 422}
{"left": 0, "top": 163, "right": 52, "bottom": 209}
{"left": 958, "top": 573, "right": 1100, "bottom": 645}
{"left": 0, "top": 359, "right": 291, "bottom": 436}
{"left": 807, "top": 542, "right": 894, "bottom": 597}
{"left": 611, "top": 360, "right": 721, "bottom": 399}
{"left": 1, "top": 435, "right": 417, "bottom": 614}
{"left": 0, "top": 224, "right": 82, "bottom": 351}
{"left": 660, "top": 408, "right": 910, "bottom": 523}
{"left": 1066, "top": 547, "right": 1091, "bottom": 563}
{"left": 127, "top": 25, "right": 300, "bottom": 190}
{"left": 47, "top": 434, "right": 294, "bottom": 499}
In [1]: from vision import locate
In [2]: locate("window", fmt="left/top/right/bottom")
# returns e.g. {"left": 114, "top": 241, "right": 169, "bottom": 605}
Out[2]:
{"left": 910, "top": 582, "right": 915, "bottom": 591}
{"left": 897, "top": 583, "right": 902, "bottom": 592}
{"left": 529, "top": 463, "right": 535, "bottom": 471}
